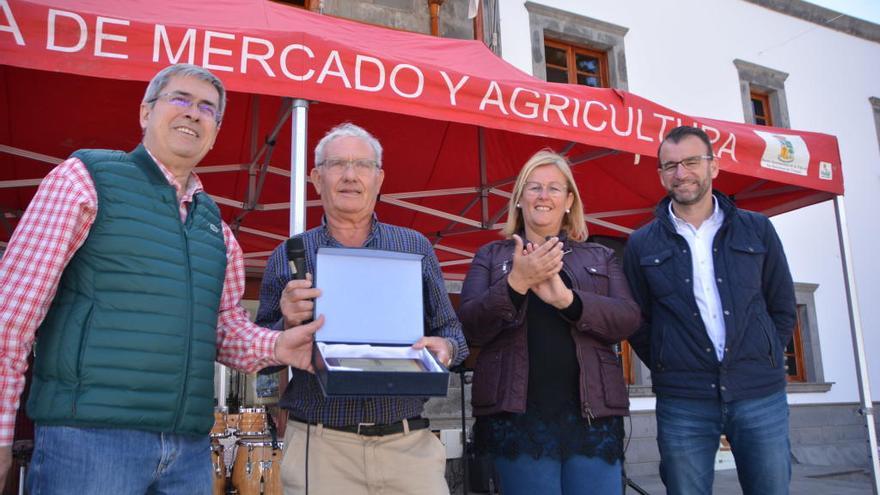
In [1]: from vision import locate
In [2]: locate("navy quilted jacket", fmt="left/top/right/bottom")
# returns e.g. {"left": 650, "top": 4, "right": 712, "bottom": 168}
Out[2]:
{"left": 623, "top": 192, "right": 796, "bottom": 402}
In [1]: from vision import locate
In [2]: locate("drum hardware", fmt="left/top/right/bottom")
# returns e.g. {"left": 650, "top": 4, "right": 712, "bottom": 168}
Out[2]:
{"left": 211, "top": 405, "right": 283, "bottom": 495}
{"left": 232, "top": 438, "right": 283, "bottom": 495}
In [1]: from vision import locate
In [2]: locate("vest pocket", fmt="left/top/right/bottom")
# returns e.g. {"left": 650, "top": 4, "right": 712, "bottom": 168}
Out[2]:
{"left": 471, "top": 348, "right": 503, "bottom": 407}
{"left": 72, "top": 303, "right": 95, "bottom": 415}
{"left": 75, "top": 303, "right": 96, "bottom": 380}
{"left": 596, "top": 347, "right": 629, "bottom": 409}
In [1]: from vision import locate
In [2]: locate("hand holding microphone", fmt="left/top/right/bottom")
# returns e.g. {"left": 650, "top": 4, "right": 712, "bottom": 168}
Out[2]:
{"left": 276, "top": 237, "right": 324, "bottom": 373}
{"left": 281, "top": 237, "right": 321, "bottom": 328}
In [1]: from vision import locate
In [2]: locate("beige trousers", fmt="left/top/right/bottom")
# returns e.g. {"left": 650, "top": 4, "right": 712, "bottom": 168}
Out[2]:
{"left": 281, "top": 419, "right": 449, "bottom": 495}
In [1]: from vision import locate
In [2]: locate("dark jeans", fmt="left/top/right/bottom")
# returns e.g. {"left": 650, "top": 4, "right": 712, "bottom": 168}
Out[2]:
{"left": 493, "top": 454, "right": 622, "bottom": 495}
{"left": 656, "top": 390, "right": 791, "bottom": 495}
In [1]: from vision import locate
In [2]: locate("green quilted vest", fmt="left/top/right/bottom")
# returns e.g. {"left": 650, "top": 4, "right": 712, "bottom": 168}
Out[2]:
{"left": 26, "top": 145, "right": 227, "bottom": 436}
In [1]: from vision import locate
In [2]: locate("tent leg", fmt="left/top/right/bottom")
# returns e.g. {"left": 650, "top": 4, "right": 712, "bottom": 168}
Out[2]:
{"left": 478, "top": 127, "right": 488, "bottom": 228}
{"left": 290, "top": 99, "right": 310, "bottom": 237}
{"left": 287, "top": 98, "right": 310, "bottom": 384}
{"left": 834, "top": 195, "right": 880, "bottom": 494}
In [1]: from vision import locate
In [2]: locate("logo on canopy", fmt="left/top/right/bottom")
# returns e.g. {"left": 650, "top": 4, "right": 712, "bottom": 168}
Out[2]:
{"left": 754, "top": 131, "right": 810, "bottom": 176}
{"left": 819, "top": 162, "right": 833, "bottom": 181}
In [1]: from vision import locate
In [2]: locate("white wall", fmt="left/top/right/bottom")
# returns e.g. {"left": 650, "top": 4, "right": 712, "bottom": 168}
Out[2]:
{"left": 499, "top": 0, "right": 880, "bottom": 407}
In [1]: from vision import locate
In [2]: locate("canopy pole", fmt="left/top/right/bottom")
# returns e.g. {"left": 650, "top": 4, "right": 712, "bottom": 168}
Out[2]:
{"left": 834, "top": 195, "right": 880, "bottom": 494}
{"left": 245, "top": 95, "right": 261, "bottom": 210}
{"left": 478, "top": 127, "right": 489, "bottom": 228}
{"left": 290, "top": 99, "right": 310, "bottom": 237}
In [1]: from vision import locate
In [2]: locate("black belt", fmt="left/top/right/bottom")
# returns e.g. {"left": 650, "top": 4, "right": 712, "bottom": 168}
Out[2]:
{"left": 294, "top": 417, "right": 430, "bottom": 437}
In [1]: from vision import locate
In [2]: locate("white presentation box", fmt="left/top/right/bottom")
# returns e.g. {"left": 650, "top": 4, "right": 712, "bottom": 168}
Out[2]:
{"left": 312, "top": 247, "right": 449, "bottom": 397}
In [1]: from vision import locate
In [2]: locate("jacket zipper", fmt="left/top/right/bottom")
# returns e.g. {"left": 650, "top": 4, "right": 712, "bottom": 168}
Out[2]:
{"left": 576, "top": 343, "right": 594, "bottom": 425}
{"left": 560, "top": 247, "right": 577, "bottom": 289}
{"left": 172, "top": 195, "right": 196, "bottom": 430}
{"left": 564, "top": 257, "right": 599, "bottom": 424}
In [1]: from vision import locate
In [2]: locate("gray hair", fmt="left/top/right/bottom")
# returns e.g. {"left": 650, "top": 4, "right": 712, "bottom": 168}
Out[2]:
{"left": 314, "top": 123, "right": 383, "bottom": 168}
{"left": 142, "top": 64, "right": 226, "bottom": 123}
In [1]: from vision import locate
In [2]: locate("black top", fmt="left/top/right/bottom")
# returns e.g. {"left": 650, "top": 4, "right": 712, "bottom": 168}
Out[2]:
{"left": 517, "top": 271, "right": 581, "bottom": 416}
{"left": 474, "top": 271, "right": 624, "bottom": 463}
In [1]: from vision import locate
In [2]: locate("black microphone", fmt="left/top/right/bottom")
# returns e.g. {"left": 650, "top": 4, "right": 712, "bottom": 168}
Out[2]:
{"left": 285, "top": 237, "right": 312, "bottom": 325}
{"left": 286, "top": 237, "right": 307, "bottom": 281}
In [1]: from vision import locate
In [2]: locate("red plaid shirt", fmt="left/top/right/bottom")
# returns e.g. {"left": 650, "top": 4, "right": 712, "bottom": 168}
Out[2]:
{"left": 0, "top": 152, "right": 281, "bottom": 446}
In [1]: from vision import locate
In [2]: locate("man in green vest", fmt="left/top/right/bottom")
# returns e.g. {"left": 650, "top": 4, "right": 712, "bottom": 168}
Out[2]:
{"left": 0, "top": 64, "right": 322, "bottom": 494}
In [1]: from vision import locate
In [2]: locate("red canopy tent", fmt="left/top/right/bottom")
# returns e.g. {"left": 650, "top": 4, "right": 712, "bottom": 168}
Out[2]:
{"left": 0, "top": 0, "right": 844, "bottom": 278}
{"left": 2, "top": 0, "right": 879, "bottom": 486}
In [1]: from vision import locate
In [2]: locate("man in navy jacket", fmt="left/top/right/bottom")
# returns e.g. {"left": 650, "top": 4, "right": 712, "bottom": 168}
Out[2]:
{"left": 623, "top": 126, "right": 796, "bottom": 495}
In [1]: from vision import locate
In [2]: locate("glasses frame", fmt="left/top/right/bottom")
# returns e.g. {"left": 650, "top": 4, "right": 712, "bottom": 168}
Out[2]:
{"left": 149, "top": 92, "right": 220, "bottom": 123}
{"left": 658, "top": 154, "right": 714, "bottom": 174}
{"left": 522, "top": 181, "right": 569, "bottom": 198}
{"left": 318, "top": 158, "right": 380, "bottom": 174}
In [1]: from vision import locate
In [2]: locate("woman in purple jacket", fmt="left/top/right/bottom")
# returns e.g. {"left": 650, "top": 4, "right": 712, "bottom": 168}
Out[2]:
{"left": 458, "top": 150, "right": 640, "bottom": 495}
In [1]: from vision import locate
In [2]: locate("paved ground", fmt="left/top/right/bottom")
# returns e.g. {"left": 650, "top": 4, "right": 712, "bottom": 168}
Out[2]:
{"left": 625, "top": 464, "right": 875, "bottom": 495}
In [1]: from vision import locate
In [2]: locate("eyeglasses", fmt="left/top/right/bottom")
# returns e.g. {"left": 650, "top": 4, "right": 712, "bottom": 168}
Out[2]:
{"left": 319, "top": 158, "right": 380, "bottom": 174}
{"left": 150, "top": 92, "right": 220, "bottom": 122}
{"left": 523, "top": 181, "right": 568, "bottom": 197}
{"left": 659, "top": 155, "right": 713, "bottom": 174}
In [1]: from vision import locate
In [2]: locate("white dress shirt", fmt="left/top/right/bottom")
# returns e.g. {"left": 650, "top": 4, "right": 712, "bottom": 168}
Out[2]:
{"left": 669, "top": 197, "right": 727, "bottom": 361}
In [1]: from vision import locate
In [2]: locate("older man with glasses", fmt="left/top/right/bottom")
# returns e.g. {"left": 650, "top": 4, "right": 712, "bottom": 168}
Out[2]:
{"left": 622, "top": 125, "right": 797, "bottom": 495}
{"left": 256, "top": 122, "right": 468, "bottom": 495}
{"left": 0, "top": 64, "right": 321, "bottom": 494}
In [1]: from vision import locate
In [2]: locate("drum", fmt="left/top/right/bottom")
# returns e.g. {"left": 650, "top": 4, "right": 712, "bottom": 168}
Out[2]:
{"left": 232, "top": 439, "right": 283, "bottom": 495}
{"left": 211, "top": 407, "right": 230, "bottom": 438}
{"left": 226, "top": 412, "right": 241, "bottom": 435}
{"left": 211, "top": 441, "right": 227, "bottom": 495}
{"left": 237, "top": 407, "right": 268, "bottom": 437}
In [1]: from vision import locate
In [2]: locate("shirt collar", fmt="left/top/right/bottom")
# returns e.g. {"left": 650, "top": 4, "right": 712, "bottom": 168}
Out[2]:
{"left": 668, "top": 194, "right": 723, "bottom": 228}
{"left": 319, "top": 213, "right": 380, "bottom": 246}
{"left": 144, "top": 147, "right": 204, "bottom": 203}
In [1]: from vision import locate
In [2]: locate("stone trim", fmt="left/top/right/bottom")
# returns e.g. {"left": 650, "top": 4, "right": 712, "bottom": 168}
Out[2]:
{"left": 794, "top": 282, "right": 825, "bottom": 384}
{"left": 627, "top": 385, "right": 654, "bottom": 397}
{"left": 524, "top": 2, "right": 629, "bottom": 90}
{"left": 743, "top": 0, "right": 880, "bottom": 43}
{"left": 445, "top": 279, "right": 463, "bottom": 294}
{"left": 320, "top": 0, "right": 475, "bottom": 39}
{"left": 734, "top": 59, "right": 791, "bottom": 128}
{"left": 787, "top": 381, "right": 833, "bottom": 393}
{"left": 627, "top": 382, "right": 833, "bottom": 397}
{"left": 871, "top": 97, "right": 880, "bottom": 154}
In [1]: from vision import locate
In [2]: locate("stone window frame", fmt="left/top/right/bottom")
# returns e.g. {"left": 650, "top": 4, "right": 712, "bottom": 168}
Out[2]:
{"left": 790, "top": 282, "right": 827, "bottom": 387}
{"left": 871, "top": 97, "right": 880, "bottom": 154}
{"left": 524, "top": 2, "right": 629, "bottom": 90}
{"left": 734, "top": 59, "right": 791, "bottom": 128}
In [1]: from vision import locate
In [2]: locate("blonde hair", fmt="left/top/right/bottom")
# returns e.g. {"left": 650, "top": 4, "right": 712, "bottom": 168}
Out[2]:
{"left": 502, "top": 150, "right": 588, "bottom": 241}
